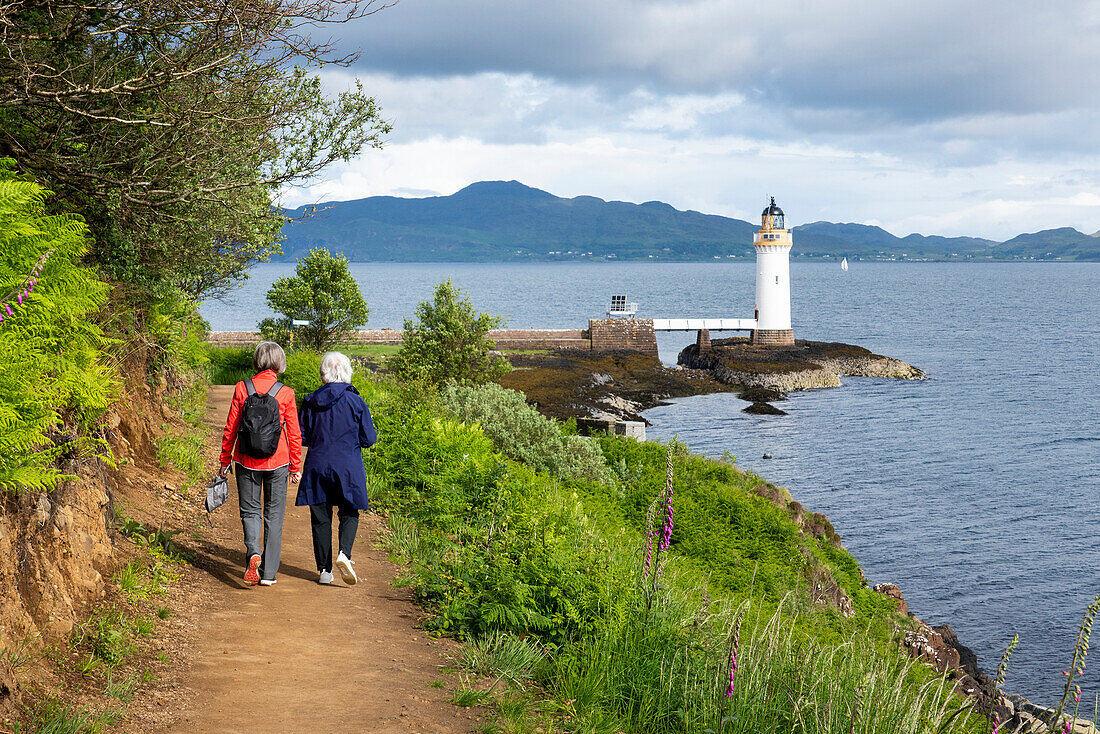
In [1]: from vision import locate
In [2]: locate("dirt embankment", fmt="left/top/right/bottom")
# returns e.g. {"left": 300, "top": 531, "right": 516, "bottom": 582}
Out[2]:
{"left": 0, "top": 359, "right": 203, "bottom": 718}
{"left": 678, "top": 337, "right": 925, "bottom": 392}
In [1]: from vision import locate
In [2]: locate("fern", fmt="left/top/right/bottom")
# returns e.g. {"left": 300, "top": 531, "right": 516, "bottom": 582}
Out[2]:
{"left": 0, "top": 158, "right": 116, "bottom": 493}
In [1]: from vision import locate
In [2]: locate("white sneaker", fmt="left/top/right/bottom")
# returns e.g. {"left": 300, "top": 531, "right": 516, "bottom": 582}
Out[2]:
{"left": 319, "top": 570, "right": 334, "bottom": 585}
{"left": 258, "top": 578, "right": 277, "bottom": 586}
{"left": 335, "top": 552, "right": 357, "bottom": 586}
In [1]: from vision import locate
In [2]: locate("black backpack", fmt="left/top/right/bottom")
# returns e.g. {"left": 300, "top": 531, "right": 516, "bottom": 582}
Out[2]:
{"left": 237, "top": 378, "right": 285, "bottom": 459}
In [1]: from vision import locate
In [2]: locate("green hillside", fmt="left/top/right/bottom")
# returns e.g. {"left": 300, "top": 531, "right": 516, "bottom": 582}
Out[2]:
{"left": 278, "top": 181, "right": 1100, "bottom": 262}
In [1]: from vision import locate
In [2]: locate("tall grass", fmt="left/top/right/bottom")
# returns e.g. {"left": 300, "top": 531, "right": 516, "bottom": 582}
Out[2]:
{"left": 282, "top": 365, "right": 980, "bottom": 732}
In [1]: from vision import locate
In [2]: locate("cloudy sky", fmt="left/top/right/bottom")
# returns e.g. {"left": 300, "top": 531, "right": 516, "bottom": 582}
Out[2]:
{"left": 281, "top": 0, "right": 1100, "bottom": 240}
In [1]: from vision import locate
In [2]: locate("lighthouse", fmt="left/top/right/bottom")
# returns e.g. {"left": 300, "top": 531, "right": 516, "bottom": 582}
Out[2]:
{"left": 751, "top": 197, "right": 795, "bottom": 346}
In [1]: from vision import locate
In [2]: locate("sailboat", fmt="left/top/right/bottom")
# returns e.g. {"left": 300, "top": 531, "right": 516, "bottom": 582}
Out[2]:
{"left": 841, "top": 257, "right": 849, "bottom": 271}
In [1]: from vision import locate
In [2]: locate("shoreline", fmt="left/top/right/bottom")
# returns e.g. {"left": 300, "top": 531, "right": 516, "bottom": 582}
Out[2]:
{"left": 498, "top": 343, "right": 1086, "bottom": 730}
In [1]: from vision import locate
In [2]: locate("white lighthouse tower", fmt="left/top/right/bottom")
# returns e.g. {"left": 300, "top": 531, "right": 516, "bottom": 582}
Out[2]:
{"left": 751, "top": 197, "right": 795, "bottom": 346}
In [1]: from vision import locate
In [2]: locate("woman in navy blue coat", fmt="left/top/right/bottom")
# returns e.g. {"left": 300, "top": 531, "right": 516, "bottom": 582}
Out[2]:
{"left": 296, "top": 351, "right": 377, "bottom": 585}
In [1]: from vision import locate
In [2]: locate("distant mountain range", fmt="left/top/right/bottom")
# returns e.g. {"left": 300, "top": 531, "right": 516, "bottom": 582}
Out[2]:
{"left": 277, "top": 181, "right": 1100, "bottom": 262}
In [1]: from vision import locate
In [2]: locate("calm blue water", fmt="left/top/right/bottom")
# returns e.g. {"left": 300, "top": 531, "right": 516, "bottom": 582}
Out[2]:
{"left": 203, "top": 262, "right": 1100, "bottom": 707}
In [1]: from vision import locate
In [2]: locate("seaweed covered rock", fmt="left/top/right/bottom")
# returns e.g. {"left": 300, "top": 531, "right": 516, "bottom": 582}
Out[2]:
{"left": 738, "top": 386, "right": 787, "bottom": 402}
{"left": 743, "top": 401, "right": 787, "bottom": 415}
{"left": 679, "top": 337, "right": 924, "bottom": 391}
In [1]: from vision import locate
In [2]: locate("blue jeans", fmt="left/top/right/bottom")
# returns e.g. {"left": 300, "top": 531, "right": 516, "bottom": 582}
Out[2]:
{"left": 235, "top": 465, "right": 288, "bottom": 581}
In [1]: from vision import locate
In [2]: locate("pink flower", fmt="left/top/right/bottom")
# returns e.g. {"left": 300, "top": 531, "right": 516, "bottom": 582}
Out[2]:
{"left": 4, "top": 304, "right": 12, "bottom": 316}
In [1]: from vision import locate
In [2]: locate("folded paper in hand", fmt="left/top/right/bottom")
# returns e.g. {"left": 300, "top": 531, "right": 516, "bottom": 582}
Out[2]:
{"left": 205, "top": 475, "right": 229, "bottom": 513}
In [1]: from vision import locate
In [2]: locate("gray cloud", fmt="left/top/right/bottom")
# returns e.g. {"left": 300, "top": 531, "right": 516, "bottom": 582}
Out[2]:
{"left": 342, "top": 1, "right": 1100, "bottom": 123}
{"left": 289, "top": 1, "right": 1100, "bottom": 238}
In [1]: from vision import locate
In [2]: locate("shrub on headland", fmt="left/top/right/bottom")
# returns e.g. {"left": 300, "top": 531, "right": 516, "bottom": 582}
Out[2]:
{"left": 441, "top": 382, "right": 614, "bottom": 485}
{"left": 259, "top": 248, "right": 369, "bottom": 352}
{"left": 391, "top": 279, "right": 511, "bottom": 385}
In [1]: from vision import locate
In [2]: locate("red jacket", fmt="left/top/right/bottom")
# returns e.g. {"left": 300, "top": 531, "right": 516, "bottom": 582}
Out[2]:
{"left": 220, "top": 370, "right": 302, "bottom": 473}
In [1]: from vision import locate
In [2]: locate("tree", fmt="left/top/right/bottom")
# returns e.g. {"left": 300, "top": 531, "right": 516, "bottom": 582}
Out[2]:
{"left": 0, "top": 0, "right": 393, "bottom": 301}
{"left": 392, "top": 280, "right": 510, "bottom": 385}
{"left": 260, "top": 248, "right": 368, "bottom": 351}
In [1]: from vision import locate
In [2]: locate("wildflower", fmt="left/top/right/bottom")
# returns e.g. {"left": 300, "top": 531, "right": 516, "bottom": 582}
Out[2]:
{"left": 4, "top": 304, "right": 12, "bottom": 316}
{"left": 726, "top": 613, "right": 742, "bottom": 698}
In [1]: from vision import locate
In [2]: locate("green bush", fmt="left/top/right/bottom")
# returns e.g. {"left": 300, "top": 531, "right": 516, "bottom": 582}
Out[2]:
{"left": 279, "top": 351, "right": 323, "bottom": 399}
{"left": 391, "top": 279, "right": 510, "bottom": 385}
{"left": 262, "top": 248, "right": 369, "bottom": 351}
{"left": 441, "top": 382, "right": 614, "bottom": 485}
{"left": 205, "top": 346, "right": 254, "bottom": 385}
{"left": 0, "top": 160, "right": 116, "bottom": 494}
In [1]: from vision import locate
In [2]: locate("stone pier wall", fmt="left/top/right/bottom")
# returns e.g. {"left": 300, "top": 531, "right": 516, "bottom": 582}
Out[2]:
{"left": 208, "top": 328, "right": 590, "bottom": 351}
{"left": 586, "top": 319, "right": 659, "bottom": 356}
{"left": 208, "top": 320, "right": 661, "bottom": 355}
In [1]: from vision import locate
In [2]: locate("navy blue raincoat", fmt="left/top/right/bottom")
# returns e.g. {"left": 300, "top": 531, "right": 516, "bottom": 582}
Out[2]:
{"left": 295, "top": 382, "right": 377, "bottom": 510}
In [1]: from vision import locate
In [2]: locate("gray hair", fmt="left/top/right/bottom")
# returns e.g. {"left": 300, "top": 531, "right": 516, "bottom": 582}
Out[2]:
{"left": 320, "top": 351, "right": 353, "bottom": 384}
{"left": 253, "top": 341, "right": 287, "bottom": 374}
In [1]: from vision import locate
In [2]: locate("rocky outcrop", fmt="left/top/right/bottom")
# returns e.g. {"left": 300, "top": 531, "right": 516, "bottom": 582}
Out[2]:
{"left": 738, "top": 386, "right": 787, "bottom": 402}
{"left": 743, "top": 402, "right": 787, "bottom": 415}
{"left": 875, "top": 583, "right": 1096, "bottom": 733}
{"left": 679, "top": 337, "right": 924, "bottom": 391}
{"left": 872, "top": 583, "right": 908, "bottom": 616}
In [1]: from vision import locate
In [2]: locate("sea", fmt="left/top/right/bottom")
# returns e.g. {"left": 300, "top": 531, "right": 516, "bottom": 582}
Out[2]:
{"left": 202, "top": 261, "right": 1100, "bottom": 708}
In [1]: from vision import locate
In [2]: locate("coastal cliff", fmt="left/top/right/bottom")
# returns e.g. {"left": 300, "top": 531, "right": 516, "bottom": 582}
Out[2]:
{"left": 678, "top": 337, "right": 925, "bottom": 391}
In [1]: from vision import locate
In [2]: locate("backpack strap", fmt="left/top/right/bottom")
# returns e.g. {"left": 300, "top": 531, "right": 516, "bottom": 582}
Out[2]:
{"left": 244, "top": 378, "right": 257, "bottom": 396}
{"left": 268, "top": 381, "right": 284, "bottom": 398}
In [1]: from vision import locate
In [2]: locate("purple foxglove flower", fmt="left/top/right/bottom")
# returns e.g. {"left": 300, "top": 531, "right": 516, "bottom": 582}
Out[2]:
{"left": 16, "top": 294, "right": 22, "bottom": 305}
{"left": 4, "top": 304, "right": 12, "bottom": 316}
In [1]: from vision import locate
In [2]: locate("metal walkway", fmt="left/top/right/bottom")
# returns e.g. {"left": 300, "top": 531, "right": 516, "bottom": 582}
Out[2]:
{"left": 651, "top": 318, "right": 757, "bottom": 331}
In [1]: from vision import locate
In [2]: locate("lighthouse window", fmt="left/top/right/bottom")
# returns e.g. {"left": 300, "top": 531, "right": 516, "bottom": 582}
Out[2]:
{"left": 775, "top": 275, "right": 779, "bottom": 284}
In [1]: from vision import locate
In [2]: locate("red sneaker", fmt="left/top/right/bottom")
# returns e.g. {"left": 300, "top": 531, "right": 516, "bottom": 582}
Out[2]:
{"left": 244, "top": 554, "right": 261, "bottom": 586}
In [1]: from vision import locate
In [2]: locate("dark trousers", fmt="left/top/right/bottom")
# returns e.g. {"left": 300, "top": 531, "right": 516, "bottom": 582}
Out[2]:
{"left": 235, "top": 465, "right": 288, "bottom": 581}
{"left": 309, "top": 501, "right": 360, "bottom": 573}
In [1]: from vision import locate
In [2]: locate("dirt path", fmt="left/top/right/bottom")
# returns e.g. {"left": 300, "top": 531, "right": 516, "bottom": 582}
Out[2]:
{"left": 130, "top": 385, "right": 476, "bottom": 734}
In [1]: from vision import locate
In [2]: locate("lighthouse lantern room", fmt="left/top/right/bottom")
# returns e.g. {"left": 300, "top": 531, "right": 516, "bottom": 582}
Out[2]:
{"left": 751, "top": 197, "right": 795, "bottom": 346}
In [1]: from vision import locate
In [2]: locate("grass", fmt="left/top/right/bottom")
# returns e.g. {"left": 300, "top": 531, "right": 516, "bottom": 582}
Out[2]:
{"left": 13, "top": 698, "right": 122, "bottom": 734}
{"left": 103, "top": 671, "right": 139, "bottom": 702}
{"left": 70, "top": 606, "right": 141, "bottom": 670}
{"left": 451, "top": 687, "right": 489, "bottom": 707}
{"left": 166, "top": 379, "right": 208, "bottom": 428}
{"left": 462, "top": 633, "right": 548, "bottom": 691}
{"left": 155, "top": 427, "right": 205, "bottom": 485}
{"left": 116, "top": 516, "right": 189, "bottom": 565}
{"left": 336, "top": 343, "right": 402, "bottom": 358}
{"left": 345, "top": 372, "right": 986, "bottom": 734}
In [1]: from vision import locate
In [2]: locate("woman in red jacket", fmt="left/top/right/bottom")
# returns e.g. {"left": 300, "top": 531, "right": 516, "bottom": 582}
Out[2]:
{"left": 218, "top": 341, "right": 302, "bottom": 586}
